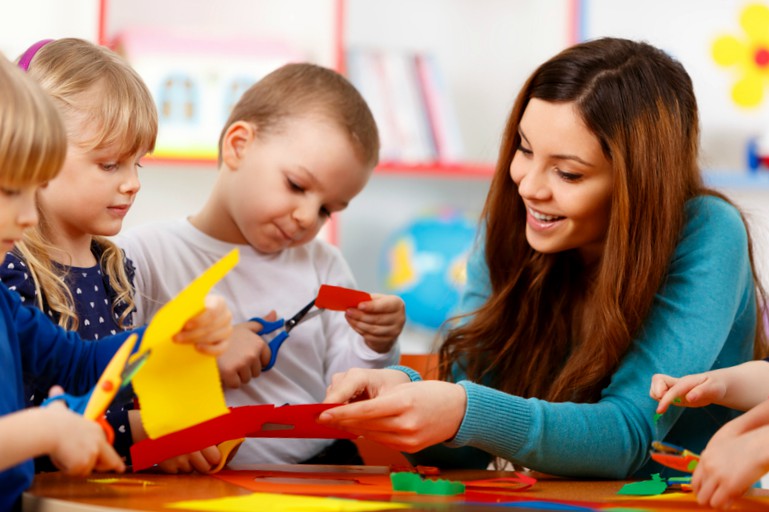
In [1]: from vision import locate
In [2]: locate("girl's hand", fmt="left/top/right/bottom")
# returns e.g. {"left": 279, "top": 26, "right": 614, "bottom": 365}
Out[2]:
{"left": 173, "top": 295, "right": 233, "bottom": 356}
{"left": 344, "top": 294, "right": 405, "bottom": 353}
{"left": 649, "top": 372, "right": 726, "bottom": 414}
{"left": 320, "top": 370, "right": 467, "bottom": 452}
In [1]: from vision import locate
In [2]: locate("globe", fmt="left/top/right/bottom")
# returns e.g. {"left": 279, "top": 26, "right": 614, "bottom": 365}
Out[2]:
{"left": 379, "top": 209, "right": 478, "bottom": 330}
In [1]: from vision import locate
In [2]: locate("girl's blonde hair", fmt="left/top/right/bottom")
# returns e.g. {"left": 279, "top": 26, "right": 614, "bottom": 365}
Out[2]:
{"left": 14, "top": 38, "right": 158, "bottom": 331}
{"left": 0, "top": 55, "right": 66, "bottom": 187}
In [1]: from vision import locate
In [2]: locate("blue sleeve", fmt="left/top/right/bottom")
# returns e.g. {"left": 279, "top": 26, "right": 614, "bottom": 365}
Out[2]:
{"left": 435, "top": 196, "right": 756, "bottom": 478}
{"left": 8, "top": 286, "right": 134, "bottom": 396}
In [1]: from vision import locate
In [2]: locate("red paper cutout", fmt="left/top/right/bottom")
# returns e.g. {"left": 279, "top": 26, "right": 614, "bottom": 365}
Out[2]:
{"left": 316, "top": 285, "right": 371, "bottom": 311}
{"left": 130, "top": 404, "right": 354, "bottom": 471}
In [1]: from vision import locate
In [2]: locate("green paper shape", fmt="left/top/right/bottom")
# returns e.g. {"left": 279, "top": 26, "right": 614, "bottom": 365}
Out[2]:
{"left": 617, "top": 473, "right": 667, "bottom": 496}
{"left": 390, "top": 472, "right": 422, "bottom": 492}
{"left": 390, "top": 472, "right": 465, "bottom": 495}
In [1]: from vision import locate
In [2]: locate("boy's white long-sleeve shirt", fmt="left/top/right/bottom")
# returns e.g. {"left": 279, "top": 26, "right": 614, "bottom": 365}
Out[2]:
{"left": 119, "top": 219, "right": 399, "bottom": 464}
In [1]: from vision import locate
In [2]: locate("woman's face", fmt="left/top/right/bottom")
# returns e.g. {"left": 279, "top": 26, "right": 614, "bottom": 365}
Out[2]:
{"left": 510, "top": 98, "right": 614, "bottom": 264}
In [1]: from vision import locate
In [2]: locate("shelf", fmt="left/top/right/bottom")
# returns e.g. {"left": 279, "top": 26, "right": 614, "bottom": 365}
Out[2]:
{"left": 376, "top": 162, "right": 494, "bottom": 179}
{"left": 703, "top": 171, "right": 769, "bottom": 189}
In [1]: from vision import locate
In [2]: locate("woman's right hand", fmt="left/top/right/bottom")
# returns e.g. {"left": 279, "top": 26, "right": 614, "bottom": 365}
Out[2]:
{"left": 320, "top": 369, "right": 467, "bottom": 452}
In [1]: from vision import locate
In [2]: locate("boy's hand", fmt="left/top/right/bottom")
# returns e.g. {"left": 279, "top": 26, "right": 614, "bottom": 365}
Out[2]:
{"left": 217, "top": 321, "right": 272, "bottom": 388}
{"left": 650, "top": 372, "right": 726, "bottom": 414}
{"left": 173, "top": 295, "right": 233, "bottom": 356}
{"left": 344, "top": 293, "right": 405, "bottom": 353}
{"left": 128, "top": 410, "right": 222, "bottom": 473}
{"left": 156, "top": 445, "right": 222, "bottom": 474}
{"left": 45, "top": 387, "right": 125, "bottom": 476}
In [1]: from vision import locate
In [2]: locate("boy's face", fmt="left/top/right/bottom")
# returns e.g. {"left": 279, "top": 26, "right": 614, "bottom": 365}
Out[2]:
{"left": 0, "top": 182, "right": 39, "bottom": 253}
{"left": 220, "top": 116, "right": 371, "bottom": 254}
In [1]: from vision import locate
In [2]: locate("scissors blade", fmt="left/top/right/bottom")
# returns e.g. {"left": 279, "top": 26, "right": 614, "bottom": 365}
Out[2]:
{"left": 284, "top": 299, "right": 317, "bottom": 332}
{"left": 121, "top": 349, "right": 151, "bottom": 387}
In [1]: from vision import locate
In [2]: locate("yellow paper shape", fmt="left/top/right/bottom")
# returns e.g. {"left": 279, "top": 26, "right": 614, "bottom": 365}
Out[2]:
{"left": 167, "top": 492, "right": 410, "bottom": 512}
{"left": 133, "top": 248, "right": 239, "bottom": 438}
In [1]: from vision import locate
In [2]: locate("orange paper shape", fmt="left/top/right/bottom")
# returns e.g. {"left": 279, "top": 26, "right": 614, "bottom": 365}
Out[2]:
{"left": 316, "top": 285, "right": 371, "bottom": 311}
{"left": 132, "top": 249, "right": 238, "bottom": 439}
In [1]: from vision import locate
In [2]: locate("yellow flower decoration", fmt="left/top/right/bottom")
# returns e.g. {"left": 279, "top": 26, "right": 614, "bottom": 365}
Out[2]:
{"left": 713, "top": 3, "right": 769, "bottom": 107}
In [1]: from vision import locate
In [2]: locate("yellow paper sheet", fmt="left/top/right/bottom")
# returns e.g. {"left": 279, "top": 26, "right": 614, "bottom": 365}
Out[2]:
{"left": 166, "top": 492, "right": 411, "bottom": 512}
{"left": 132, "top": 248, "right": 239, "bottom": 438}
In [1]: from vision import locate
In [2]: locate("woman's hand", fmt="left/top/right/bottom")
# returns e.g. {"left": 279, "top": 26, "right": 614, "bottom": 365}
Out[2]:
{"left": 320, "top": 370, "right": 467, "bottom": 452}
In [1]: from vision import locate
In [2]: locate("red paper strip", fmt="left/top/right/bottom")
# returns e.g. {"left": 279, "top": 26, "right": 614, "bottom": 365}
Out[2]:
{"left": 316, "top": 284, "right": 371, "bottom": 311}
{"left": 130, "top": 404, "right": 354, "bottom": 471}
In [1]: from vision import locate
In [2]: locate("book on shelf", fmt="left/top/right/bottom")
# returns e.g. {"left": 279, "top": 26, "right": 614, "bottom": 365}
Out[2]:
{"left": 346, "top": 47, "right": 465, "bottom": 165}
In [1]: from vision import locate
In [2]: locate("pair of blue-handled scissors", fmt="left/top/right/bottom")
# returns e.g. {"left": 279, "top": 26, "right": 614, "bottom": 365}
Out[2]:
{"left": 249, "top": 298, "right": 319, "bottom": 371}
{"left": 41, "top": 334, "right": 150, "bottom": 444}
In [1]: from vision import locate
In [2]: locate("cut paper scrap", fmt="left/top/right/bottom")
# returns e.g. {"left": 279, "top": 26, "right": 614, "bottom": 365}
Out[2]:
{"left": 616, "top": 474, "right": 667, "bottom": 496}
{"left": 390, "top": 472, "right": 465, "bottom": 495}
{"left": 132, "top": 248, "right": 239, "bottom": 439}
{"left": 86, "top": 477, "right": 157, "bottom": 487}
{"left": 166, "top": 492, "right": 410, "bottom": 512}
{"left": 131, "top": 404, "right": 355, "bottom": 471}
{"left": 465, "top": 474, "right": 537, "bottom": 493}
{"left": 316, "top": 284, "right": 371, "bottom": 311}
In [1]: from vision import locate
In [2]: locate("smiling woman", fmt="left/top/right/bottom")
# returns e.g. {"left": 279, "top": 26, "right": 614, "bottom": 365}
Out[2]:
{"left": 318, "top": 37, "right": 769, "bottom": 480}
{"left": 512, "top": 99, "right": 614, "bottom": 263}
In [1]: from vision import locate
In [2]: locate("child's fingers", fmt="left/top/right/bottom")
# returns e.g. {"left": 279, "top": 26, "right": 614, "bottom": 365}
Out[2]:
{"left": 649, "top": 373, "right": 679, "bottom": 400}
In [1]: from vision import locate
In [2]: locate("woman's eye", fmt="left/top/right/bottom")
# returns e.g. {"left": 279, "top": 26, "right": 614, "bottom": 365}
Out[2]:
{"left": 556, "top": 169, "right": 582, "bottom": 182}
{"left": 516, "top": 144, "right": 533, "bottom": 156}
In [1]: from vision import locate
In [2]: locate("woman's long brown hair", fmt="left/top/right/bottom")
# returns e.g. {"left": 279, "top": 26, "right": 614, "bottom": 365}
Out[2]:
{"left": 440, "top": 38, "right": 768, "bottom": 403}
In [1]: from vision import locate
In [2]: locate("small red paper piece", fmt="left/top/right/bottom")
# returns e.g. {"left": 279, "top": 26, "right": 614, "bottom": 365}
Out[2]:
{"left": 465, "top": 473, "right": 537, "bottom": 492}
{"left": 130, "top": 404, "right": 354, "bottom": 471}
{"left": 315, "top": 284, "right": 371, "bottom": 311}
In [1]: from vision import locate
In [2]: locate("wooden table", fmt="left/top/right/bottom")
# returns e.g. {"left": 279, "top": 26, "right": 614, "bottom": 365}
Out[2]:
{"left": 22, "top": 465, "right": 769, "bottom": 511}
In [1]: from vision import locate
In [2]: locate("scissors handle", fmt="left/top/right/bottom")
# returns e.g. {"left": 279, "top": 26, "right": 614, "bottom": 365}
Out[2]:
{"left": 250, "top": 316, "right": 288, "bottom": 372}
{"left": 41, "top": 390, "right": 93, "bottom": 414}
{"left": 42, "top": 391, "right": 114, "bottom": 444}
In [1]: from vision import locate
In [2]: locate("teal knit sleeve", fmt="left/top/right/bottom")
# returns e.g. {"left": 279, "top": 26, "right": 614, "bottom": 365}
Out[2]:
{"left": 445, "top": 196, "right": 756, "bottom": 478}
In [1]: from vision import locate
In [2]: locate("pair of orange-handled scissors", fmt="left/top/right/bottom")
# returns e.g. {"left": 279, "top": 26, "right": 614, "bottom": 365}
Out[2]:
{"left": 41, "top": 334, "right": 149, "bottom": 444}
{"left": 650, "top": 440, "right": 700, "bottom": 473}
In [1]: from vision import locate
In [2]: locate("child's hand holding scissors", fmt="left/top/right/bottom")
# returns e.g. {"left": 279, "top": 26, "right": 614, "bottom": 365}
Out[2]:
{"left": 43, "top": 385, "right": 125, "bottom": 476}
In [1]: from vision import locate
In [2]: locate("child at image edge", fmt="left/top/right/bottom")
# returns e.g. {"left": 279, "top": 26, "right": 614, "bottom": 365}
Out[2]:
{"left": 119, "top": 62, "right": 405, "bottom": 465}
{"left": 0, "top": 55, "right": 231, "bottom": 511}
{"left": 652, "top": 360, "right": 769, "bottom": 509}
{"left": 0, "top": 38, "right": 157, "bottom": 470}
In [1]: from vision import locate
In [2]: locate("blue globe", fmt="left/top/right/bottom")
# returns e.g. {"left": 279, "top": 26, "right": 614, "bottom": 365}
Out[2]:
{"left": 379, "top": 209, "right": 477, "bottom": 330}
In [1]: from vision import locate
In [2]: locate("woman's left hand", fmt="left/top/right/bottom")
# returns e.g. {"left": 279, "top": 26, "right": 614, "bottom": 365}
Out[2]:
{"left": 172, "top": 295, "right": 233, "bottom": 356}
{"left": 319, "top": 379, "right": 467, "bottom": 452}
